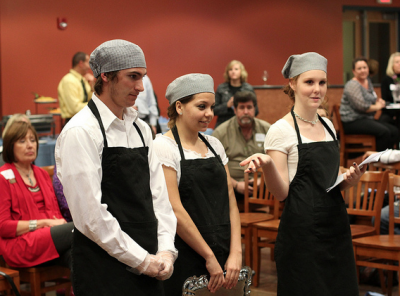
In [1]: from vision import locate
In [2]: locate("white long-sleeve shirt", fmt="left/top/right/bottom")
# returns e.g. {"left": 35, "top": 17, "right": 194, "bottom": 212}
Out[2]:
{"left": 134, "top": 76, "right": 159, "bottom": 126}
{"left": 55, "top": 94, "right": 177, "bottom": 268}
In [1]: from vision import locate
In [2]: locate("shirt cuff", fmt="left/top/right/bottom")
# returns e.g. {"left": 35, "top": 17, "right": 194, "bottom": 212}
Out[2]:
{"left": 118, "top": 245, "right": 148, "bottom": 269}
{"left": 150, "top": 116, "right": 158, "bottom": 127}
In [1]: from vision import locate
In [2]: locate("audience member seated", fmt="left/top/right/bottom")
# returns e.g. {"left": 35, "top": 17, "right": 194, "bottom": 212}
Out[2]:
{"left": 340, "top": 56, "right": 398, "bottom": 151}
{"left": 212, "top": 91, "right": 270, "bottom": 210}
{"left": 0, "top": 119, "right": 73, "bottom": 269}
{"left": 214, "top": 60, "right": 258, "bottom": 128}
{"left": 381, "top": 52, "right": 400, "bottom": 125}
{"left": 364, "top": 149, "right": 400, "bottom": 235}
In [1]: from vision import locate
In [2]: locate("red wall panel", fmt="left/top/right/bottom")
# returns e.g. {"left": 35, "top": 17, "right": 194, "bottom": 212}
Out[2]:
{"left": 1, "top": 0, "right": 399, "bottom": 121}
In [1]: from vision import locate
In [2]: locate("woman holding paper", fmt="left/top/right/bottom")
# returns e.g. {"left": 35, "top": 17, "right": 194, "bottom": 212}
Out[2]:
{"left": 240, "top": 52, "right": 366, "bottom": 296}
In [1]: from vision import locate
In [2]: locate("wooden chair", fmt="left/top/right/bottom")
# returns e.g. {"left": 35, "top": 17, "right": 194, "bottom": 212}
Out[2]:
{"left": 40, "top": 165, "right": 55, "bottom": 180}
{"left": 343, "top": 170, "right": 389, "bottom": 239}
{"left": 353, "top": 173, "right": 400, "bottom": 296}
{"left": 332, "top": 104, "right": 376, "bottom": 167}
{"left": 0, "top": 267, "right": 20, "bottom": 296}
{"left": 240, "top": 169, "right": 274, "bottom": 269}
{"left": 373, "top": 161, "right": 400, "bottom": 174}
{"left": 14, "top": 265, "right": 71, "bottom": 296}
{"left": 251, "top": 197, "right": 282, "bottom": 287}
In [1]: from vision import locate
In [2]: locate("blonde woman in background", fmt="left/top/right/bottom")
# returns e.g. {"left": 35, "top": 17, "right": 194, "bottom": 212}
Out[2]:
{"left": 214, "top": 60, "right": 258, "bottom": 127}
{"left": 381, "top": 52, "right": 400, "bottom": 125}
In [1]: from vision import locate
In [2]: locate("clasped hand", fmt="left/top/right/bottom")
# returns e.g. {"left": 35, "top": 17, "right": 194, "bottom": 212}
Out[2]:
{"left": 129, "top": 251, "right": 175, "bottom": 280}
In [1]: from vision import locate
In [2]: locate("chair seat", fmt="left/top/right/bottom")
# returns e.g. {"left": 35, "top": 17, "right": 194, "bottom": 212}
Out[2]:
{"left": 253, "top": 219, "right": 280, "bottom": 230}
{"left": 14, "top": 265, "right": 71, "bottom": 296}
{"left": 353, "top": 235, "right": 400, "bottom": 250}
{"left": 0, "top": 267, "right": 20, "bottom": 295}
{"left": 350, "top": 224, "right": 375, "bottom": 238}
{"left": 239, "top": 213, "right": 274, "bottom": 227}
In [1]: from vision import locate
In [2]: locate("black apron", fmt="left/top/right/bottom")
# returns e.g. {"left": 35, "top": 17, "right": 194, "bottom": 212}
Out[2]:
{"left": 163, "top": 126, "right": 231, "bottom": 296}
{"left": 72, "top": 100, "right": 163, "bottom": 296}
{"left": 274, "top": 109, "right": 358, "bottom": 296}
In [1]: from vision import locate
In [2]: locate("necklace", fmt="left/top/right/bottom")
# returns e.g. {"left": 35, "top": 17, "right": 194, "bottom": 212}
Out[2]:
{"left": 293, "top": 110, "right": 319, "bottom": 125}
{"left": 15, "top": 165, "right": 34, "bottom": 186}
{"left": 28, "top": 185, "right": 40, "bottom": 193}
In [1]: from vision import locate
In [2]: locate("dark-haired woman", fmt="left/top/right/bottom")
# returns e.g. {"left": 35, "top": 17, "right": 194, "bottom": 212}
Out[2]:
{"left": 154, "top": 74, "right": 241, "bottom": 295}
{"left": 340, "top": 56, "right": 398, "bottom": 151}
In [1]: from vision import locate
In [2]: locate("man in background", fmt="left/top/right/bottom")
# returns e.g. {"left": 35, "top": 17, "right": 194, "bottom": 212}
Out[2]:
{"left": 134, "top": 75, "right": 159, "bottom": 136}
{"left": 212, "top": 91, "right": 270, "bottom": 210}
{"left": 58, "top": 52, "right": 95, "bottom": 123}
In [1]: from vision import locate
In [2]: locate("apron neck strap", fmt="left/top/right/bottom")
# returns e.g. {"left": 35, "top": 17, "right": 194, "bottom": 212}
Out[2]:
{"left": 198, "top": 132, "right": 219, "bottom": 158}
{"left": 319, "top": 115, "right": 337, "bottom": 140}
{"left": 171, "top": 126, "right": 185, "bottom": 160}
{"left": 88, "top": 99, "right": 108, "bottom": 147}
{"left": 291, "top": 107, "right": 302, "bottom": 145}
{"left": 171, "top": 126, "right": 219, "bottom": 161}
{"left": 133, "top": 123, "right": 146, "bottom": 147}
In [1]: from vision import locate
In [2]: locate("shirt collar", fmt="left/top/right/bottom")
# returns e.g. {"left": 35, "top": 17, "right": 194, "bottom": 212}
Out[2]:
{"left": 70, "top": 69, "right": 84, "bottom": 80}
{"left": 91, "top": 94, "right": 139, "bottom": 131}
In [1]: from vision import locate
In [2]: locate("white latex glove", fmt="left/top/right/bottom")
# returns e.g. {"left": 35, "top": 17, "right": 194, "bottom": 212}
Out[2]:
{"left": 155, "top": 251, "right": 176, "bottom": 280}
{"left": 127, "top": 254, "right": 165, "bottom": 277}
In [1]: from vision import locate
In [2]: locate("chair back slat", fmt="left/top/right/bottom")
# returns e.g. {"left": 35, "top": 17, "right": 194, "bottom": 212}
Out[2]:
{"left": 373, "top": 162, "right": 400, "bottom": 174}
{"left": 342, "top": 171, "right": 389, "bottom": 233}
{"left": 244, "top": 168, "right": 279, "bottom": 218}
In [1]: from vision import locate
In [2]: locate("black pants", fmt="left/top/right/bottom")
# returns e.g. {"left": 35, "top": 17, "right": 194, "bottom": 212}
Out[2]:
{"left": 343, "top": 118, "right": 399, "bottom": 151}
{"left": 38, "top": 222, "right": 74, "bottom": 269}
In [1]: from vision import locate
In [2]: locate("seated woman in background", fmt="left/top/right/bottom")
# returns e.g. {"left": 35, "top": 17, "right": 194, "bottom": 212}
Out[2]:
{"left": 0, "top": 119, "right": 73, "bottom": 269}
{"left": 340, "top": 56, "right": 398, "bottom": 151}
{"left": 381, "top": 52, "right": 400, "bottom": 124}
{"left": 2, "top": 114, "right": 72, "bottom": 222}
{"left": 214, "top": 60, "right": 258, "bottom": 127}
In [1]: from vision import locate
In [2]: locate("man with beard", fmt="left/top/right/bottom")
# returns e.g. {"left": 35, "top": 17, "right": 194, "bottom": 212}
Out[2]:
{"left": 212, "top": 91, "right": 270, "bottom": 209}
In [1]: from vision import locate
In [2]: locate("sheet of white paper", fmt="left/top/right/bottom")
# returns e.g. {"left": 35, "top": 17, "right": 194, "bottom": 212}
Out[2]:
{"left": 325, "top": 150, "right": 388, "bottom": 192}
{"left": 326, "top": 173, "right": 344, "bottom": 192}
{"left": 358, "top": 149, "right": 388, "bottom": 168}
{"left": 386, "top": 103, "right": 400, "bottom": 109}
